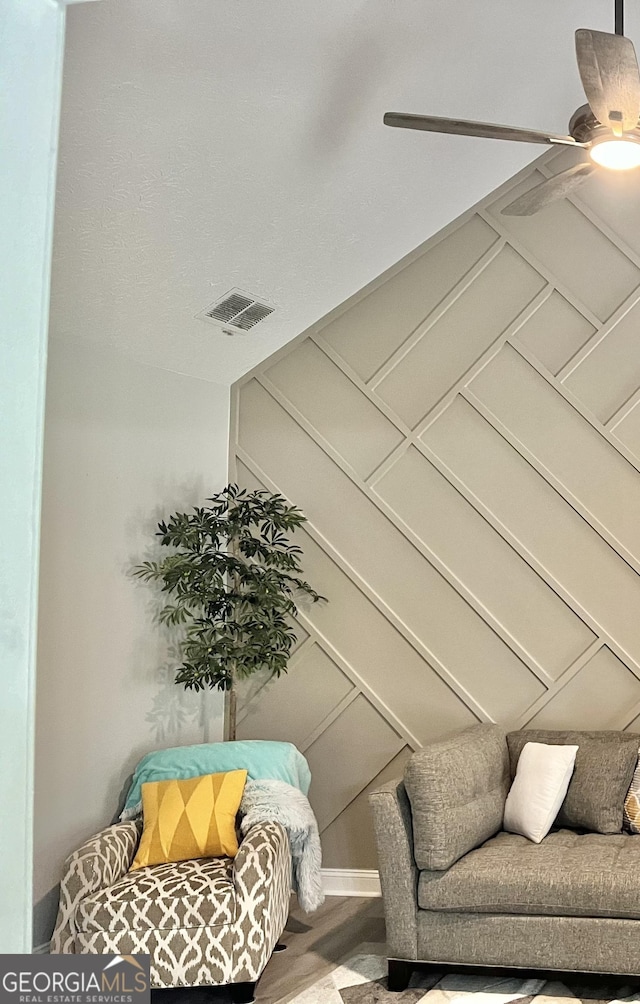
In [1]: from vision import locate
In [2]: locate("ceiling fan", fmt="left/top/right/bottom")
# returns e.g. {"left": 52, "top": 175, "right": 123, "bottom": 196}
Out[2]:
{"left": 384, "top": 0, "right": 640, "bottom": 216}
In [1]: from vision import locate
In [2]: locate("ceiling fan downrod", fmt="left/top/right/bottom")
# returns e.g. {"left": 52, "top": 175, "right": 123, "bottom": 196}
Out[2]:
{"left": 616, "top": 0, "right": 624, "bottom": 37}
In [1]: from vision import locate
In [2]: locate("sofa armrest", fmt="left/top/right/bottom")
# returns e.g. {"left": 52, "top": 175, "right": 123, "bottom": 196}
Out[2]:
{"left": 369, "top": 779, "right": 418, "bottom": 961}
{"left": 232, "top": 821, "right": 291, "bottom": 981}
{"left": 50, "top": 821, "right": 141, "bottom": 954}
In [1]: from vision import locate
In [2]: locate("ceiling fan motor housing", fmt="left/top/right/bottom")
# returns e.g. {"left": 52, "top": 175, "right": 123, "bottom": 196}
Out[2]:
{"left": 568, "top": 102, "right": 640, "bottom": 171}
{"left": 568, "top": 104, "right": 607, "bottom": 143}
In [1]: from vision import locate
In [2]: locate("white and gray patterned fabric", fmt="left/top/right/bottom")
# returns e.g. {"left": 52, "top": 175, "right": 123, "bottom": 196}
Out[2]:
{"left": 51, "top": 820, "right": 142, "bottom": 955}
{"left": 51, "top": 820, "right": 290, "bottom": 989}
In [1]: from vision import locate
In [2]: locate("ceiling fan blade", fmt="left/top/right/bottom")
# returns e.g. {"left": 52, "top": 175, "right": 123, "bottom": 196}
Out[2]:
{"left": 501, "top": 163, "right": 597, "bottom": 217}
{"left": 575, "top": 29, "right": 640, "bottom": 135}
{"left": 383, "top": 112, "right": 583, "bottom": 147}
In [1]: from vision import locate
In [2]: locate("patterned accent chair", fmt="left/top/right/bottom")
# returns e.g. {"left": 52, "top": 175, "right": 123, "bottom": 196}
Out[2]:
{"left": 51, "top": 819, "right": 291, "bottom": 1000}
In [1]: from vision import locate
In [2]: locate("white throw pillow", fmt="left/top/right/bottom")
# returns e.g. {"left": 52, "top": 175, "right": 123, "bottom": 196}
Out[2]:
{"left": 503, "top": 741, "right": 579, "bottom": 843}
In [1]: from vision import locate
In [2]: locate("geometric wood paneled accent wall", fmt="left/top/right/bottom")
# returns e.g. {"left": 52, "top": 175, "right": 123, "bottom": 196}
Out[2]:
{"left": 231, "top": 147, "right": 640, "bottom": 868}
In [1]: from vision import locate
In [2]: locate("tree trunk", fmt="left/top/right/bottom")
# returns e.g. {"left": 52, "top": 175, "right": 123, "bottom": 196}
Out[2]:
{"left": 226, "top": 684, "right": 237, "bottom": 741}
{"left": 226, "top": 544, "right": 240, "bottom": 742}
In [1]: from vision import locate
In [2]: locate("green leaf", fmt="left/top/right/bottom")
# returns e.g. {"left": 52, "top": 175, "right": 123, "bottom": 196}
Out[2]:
{"left": 133, "top": 483, "right": 326, "bottom": 693}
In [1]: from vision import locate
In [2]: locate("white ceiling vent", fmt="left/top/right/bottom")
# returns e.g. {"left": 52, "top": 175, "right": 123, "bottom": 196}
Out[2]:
{"left": 196, "top": 288, "right": 275, "bottom": 335}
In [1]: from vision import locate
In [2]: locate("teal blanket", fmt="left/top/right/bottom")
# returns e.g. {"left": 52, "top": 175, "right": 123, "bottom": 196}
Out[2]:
{"left": 121, "top": 739, "right": 311, "bottom": 818}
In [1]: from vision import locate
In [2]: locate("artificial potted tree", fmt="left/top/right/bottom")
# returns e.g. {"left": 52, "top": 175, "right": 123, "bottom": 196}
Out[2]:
{"left": 134, "top": 483, "right": 324, "bottom": 739}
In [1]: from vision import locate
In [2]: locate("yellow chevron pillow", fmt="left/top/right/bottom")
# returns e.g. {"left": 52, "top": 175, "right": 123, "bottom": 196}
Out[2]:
{"left": 130, "top": 769, "right": 248, "bottom": 869}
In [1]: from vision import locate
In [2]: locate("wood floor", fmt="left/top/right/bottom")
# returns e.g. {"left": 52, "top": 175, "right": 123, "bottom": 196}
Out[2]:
{"left": 258, "top": 895, "right": 385, "bottom": 1004}
{"left": 151, "top": 896, "right": 386, "bottom": 1004}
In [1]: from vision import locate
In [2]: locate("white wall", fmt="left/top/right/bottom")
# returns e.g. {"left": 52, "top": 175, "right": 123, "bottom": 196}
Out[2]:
{"left": 33, "top": 338, "right": 229, "bottom": 945}
{"left": 0, "top": 0, "right": 66, "bottom": 953}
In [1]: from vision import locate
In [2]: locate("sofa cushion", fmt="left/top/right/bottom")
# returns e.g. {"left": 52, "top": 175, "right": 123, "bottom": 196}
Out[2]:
{"left": 507, "top": 729, "right": 639, "bottom": 834}
{"left": 418, "top": 829, "right": 640, "bottom": 919}
{"left": 404, "top": 724, "right": 509, "bottom": 871}
{"left": 77, "top": 855, "right": 236, "bottom": 932}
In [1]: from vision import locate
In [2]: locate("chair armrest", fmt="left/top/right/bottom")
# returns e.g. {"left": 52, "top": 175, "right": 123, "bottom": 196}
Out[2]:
{"left": 50, "top": 821, "right": 141, "bottom": 954}
{"left": 369, "top": 779, "right": 418, "bottom": 961}
{"left": 232, "top": 821, "right": 291, "bottom": 981}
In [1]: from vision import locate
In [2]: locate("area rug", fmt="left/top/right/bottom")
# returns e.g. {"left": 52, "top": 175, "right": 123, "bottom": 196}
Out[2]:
{"left": 287, "top": 946, "right": 640, "bottom": 1004}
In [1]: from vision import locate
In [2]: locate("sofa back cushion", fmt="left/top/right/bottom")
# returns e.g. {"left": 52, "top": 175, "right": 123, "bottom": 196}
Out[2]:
{"left": 506, "top": 730, "right": 639, "bottom": 834}
{"left": 404, "top": 724, "right": 509, "bottom": 871}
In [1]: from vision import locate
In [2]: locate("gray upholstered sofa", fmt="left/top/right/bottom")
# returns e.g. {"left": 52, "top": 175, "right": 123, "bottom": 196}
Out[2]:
{"left": 370, "top": 724, "right": 640, "bottom": 989}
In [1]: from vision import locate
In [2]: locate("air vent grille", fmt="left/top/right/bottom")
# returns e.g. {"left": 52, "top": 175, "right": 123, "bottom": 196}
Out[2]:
{"left": 232, "top": 302, "right": 274, "bottom": 330}
{"left": 207, "top": 293, "right": 253, "bottom": 323}
{"left": 197, "top": 288, "right": 275, "bottom": 334}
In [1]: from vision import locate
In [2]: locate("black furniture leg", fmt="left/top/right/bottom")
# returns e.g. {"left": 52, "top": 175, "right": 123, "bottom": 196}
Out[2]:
{"left": 230, "top": 982, "right": 257, "bottom": 1004}
{"left": 387, "top": 960, "right": 413, "bottom": 992}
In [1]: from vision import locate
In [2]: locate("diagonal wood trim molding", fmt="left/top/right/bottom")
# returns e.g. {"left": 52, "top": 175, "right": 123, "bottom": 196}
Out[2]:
{"left": 233, "top": 145, "right": 640, "bottom": 868}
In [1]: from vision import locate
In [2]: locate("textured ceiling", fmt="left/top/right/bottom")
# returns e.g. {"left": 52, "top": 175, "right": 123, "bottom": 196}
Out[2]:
{"left": 51, "top": 0, "right": 639, "bottom": 385}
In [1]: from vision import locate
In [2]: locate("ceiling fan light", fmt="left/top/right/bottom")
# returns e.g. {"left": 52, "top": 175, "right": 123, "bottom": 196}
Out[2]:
{"left": 590, "top": 136, "right": 640, "bottom": 169}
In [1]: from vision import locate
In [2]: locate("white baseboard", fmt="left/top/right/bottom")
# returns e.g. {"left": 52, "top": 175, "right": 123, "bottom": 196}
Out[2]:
{"left": 321, "top": 868, "right": 381, "bottom": 897}
{"left": 33, "top": 942, "right": 50, "bottom": 954}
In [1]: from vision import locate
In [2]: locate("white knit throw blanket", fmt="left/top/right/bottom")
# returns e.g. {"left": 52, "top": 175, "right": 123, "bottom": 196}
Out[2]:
{"left": 239, "top": 778, "right": 325, "bottom": 913}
